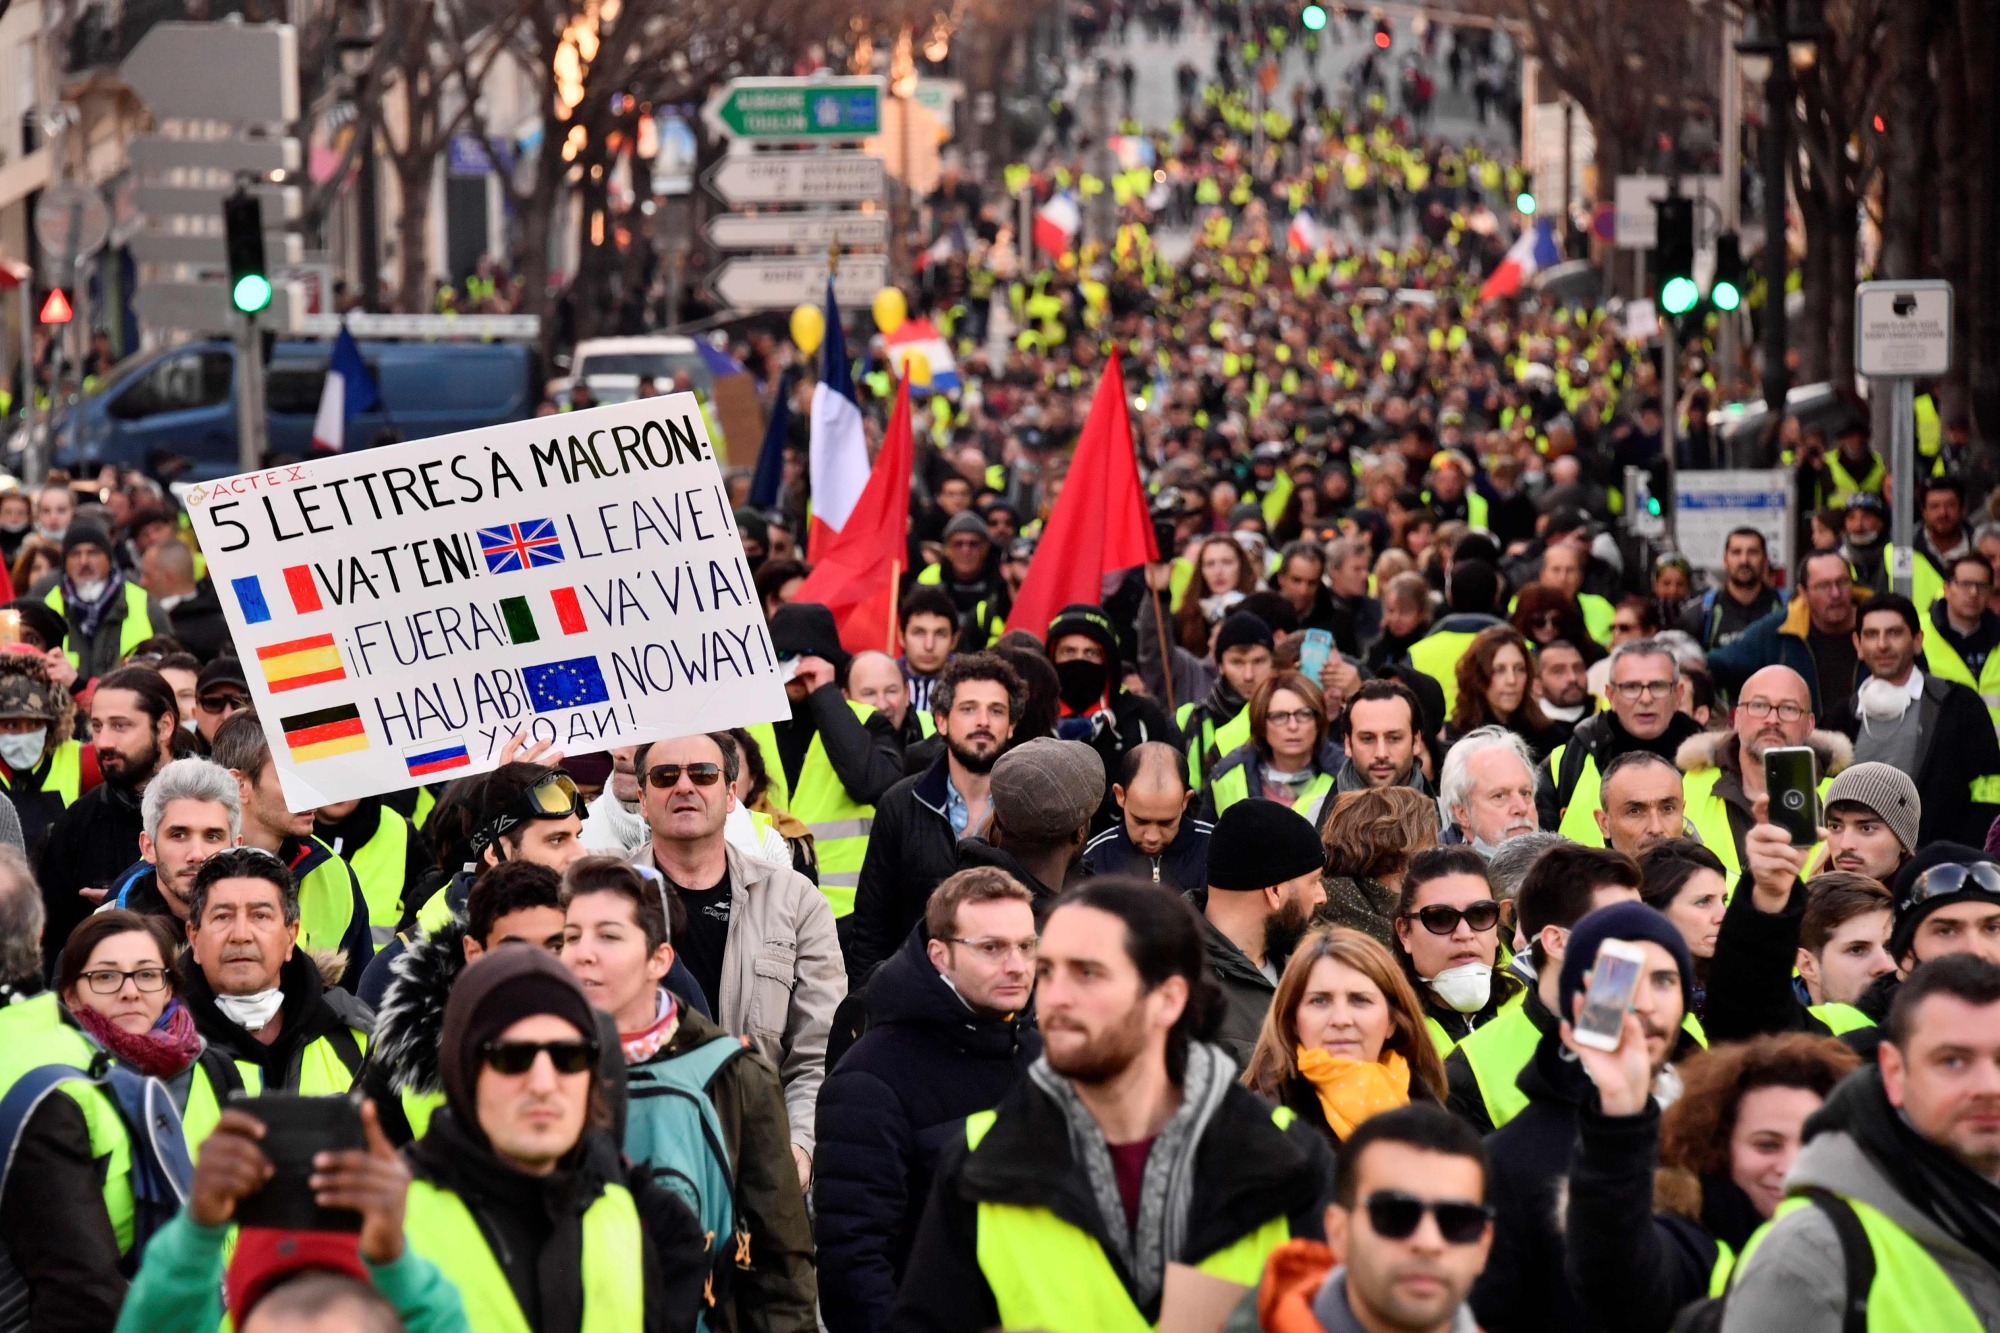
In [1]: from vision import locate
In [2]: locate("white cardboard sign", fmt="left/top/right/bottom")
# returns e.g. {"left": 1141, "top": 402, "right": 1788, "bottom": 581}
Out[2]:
{"left": 184, "top": 394, "right": 789, "bottom": 811}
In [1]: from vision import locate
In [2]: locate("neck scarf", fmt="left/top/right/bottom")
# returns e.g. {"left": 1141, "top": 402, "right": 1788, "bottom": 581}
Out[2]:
{"left": 64, "top": 568, "right": 124, "bottom": 645}
{"left": 620, "top": 988, "right": 679, "bottom": 1065}
{"left": 72, "top": 997, "right": 202, "bottom": 1079}
{"left": 1027, "top": 1041, "right": 1234, "bottom": 1308}
{"left": 1295, "top": 1047, "right": 1411, "bottom": 1140}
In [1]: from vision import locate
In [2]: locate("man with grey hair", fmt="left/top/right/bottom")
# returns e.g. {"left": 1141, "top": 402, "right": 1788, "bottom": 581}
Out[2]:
{"left": 1439, "top": 727, "right": 1539, "bottom": 855}
{"left": 107, "top": 756, "right": 242, "bottom": 924}
{"left": 1538, "top": 637, "right": 1701, "bottom": 842}
{"left": 0, "top": 844, "right": 44, "bottom": 1001}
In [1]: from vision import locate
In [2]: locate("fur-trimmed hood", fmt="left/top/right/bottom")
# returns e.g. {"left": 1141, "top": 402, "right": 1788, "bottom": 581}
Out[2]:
{"left": 1676, "top": 727, "right": 1853, "bottom": 779}
{"left": 369, "top": 918, "right": 466, "bottom": 1095}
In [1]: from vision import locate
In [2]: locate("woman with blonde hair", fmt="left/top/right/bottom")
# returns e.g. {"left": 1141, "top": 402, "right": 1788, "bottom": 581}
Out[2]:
{"left": 1317, "top": 786, "right": 1439, "bottom": 946}
{"left": 1242, "top": 927, "right": 1447, "bottom": 1153}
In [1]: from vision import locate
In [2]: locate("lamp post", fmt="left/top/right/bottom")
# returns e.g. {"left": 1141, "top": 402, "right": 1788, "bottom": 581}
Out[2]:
{"left": 1736, "top": 0, "right": 1821, "bottom": 421}
{"left": 336, "top": 3, "right": 381, "bottom": 311}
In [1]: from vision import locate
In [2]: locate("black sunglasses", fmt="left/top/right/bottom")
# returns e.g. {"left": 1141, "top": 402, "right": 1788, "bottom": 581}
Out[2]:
{"left": 1404, "top": 901, "right": 1501, "bottom": 935}
{"left": 198, "top": 692, "right": 250, "bottom": 713}
{"left": 646, "top": 762, "right": 723, "bottom": 789}
{"left": 480, "top": 1038, "right": 598, "bottom": 1076}
{"left": 1364, "top": 1191, "right": 1494, "bottom": 1244}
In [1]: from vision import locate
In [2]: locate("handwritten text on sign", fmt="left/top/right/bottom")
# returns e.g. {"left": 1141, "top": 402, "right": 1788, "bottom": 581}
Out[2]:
{"left": 187, "top": 394, "right": 789, "bottom": 811}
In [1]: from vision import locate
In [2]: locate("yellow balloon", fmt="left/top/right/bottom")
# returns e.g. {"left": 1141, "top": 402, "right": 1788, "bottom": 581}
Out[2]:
{"left": 789, "top": 303, "right": 824, "bottom": 356}
{"left": 872, "top": 286, "right": 908, "bottom": 335}
{"left": 905, "top": 350, "right": 932, "bottom": 387}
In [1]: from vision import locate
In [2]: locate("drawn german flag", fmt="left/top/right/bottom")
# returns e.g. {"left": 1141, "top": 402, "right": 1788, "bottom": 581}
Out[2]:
{"left": 256, "top": 632, "right": 346, "bottom": 692}
{"left": 281, "top": 704, "right": 368, "bottom": 762}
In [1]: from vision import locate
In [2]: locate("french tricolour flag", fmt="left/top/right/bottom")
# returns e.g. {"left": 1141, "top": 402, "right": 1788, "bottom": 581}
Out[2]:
{"left": 807, "top": 281, "right": 868, "bottom": 561}
{"left": 310, "top": 325, "right": 380, "bottom": 452}
{"left": 1286, "top": 208, "right": 1324, "bottom": 254}
{"left": 1034, "top": 193, "right": 1081, "bottom": 257}
{"left": 1479, "top": 219, "right": 1561, "bottom": 301}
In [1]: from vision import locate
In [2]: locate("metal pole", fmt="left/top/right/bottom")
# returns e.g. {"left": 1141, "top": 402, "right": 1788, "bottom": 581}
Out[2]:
{"left": 1718, "top": 13, "right": 1742, "bottom": 404}
{"left": 15, "top": 285, "right": 34, "bottom": 483}
{"left": 1561, "top": 99, "right": 1573, "bottom": 255}
{"left": 1760, "top": 25, "right": 1792, "bottom": 416}
{"left": 236, "top": 312, "right": 269, "bottom": 471}
{"left": 66, "top": 252, "right": 90, "bottom": 464}
{"left": 1662, "top": 321, "right": 1678, "bottom": 546}
{"left": 357, "top": 102, "right": 381, "bottom": 311}
{"left": 1890, "top": 376, "right": 1914, "bottom": 597}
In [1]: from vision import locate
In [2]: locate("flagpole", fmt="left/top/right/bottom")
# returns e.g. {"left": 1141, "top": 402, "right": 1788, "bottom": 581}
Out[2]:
{"left": 887, "top": 559, "right": 901, "bottom": 654}
{"left": 1149, "top": 582, "right": 1175, "bottom": 713}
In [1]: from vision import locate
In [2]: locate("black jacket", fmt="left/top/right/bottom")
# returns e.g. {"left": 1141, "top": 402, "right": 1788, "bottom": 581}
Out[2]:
{"left": 771, "top": 683, "right": 906, "bottom": 810}
{"left": 953, "top": 837, "right": 1063, "bottom": 915}
{"left": 1078, "top": 815, "right": 1212, "bottom": 891}
{"left": 849, "top": 756, "right": 968, "bottom": 987}
{"left": 36, "top": 779, "right": 144, "bottom": 976}
{"left": 1197, "top": 911, "right": 1277, "bottom": 1068}
{"left": 1536, "top": 709, "right": 1704, "bottom": 833}
{"left": 1075, "top": 690, "right": 1181, "bottom": 835}
{"left": 183, "top": 950, "right": 375, "bottom": 1093}
{"left": 889, "top": 1066, "right": 1335, "bottom": 1333}
{"left": 814, "top": 932, "right": 1041, "bottom": 1333}
{"left": 159, "top": 578, "right": 232, "bottom": 661}
{"left": 1700, "top": 872, "right": 1840, "bottom": 1045}
{"left": 1443, "top": 985, "right": 1558, "bottom": 1136}
{"left": 1875, "top": 673, "right": 2000, "bottom": 846}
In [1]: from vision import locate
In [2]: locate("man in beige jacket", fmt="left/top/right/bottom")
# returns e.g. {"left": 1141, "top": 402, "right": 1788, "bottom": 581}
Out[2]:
{"left": 627, "top": 730, "right": 846, "bottom": 1184}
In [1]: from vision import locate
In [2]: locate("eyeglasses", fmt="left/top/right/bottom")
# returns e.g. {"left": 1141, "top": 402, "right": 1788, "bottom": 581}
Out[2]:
{"left": 198, "top": 692, "right": 250, "bottom": 714}
{"left": 1364, "top": 1191, "right": 1494, "bottom": 1244}
{"left": 1952, "top": 577, "right": 1995, "bottom": 593}
{"left": 1609, "top": 680, "right": 1674, "bottom": 700}
{"left": 1405, "top": 900, "right": 1501, "bottom": 935}
{"left": 480, "top": 1038, "right": 598, "bottom": 1076}
{"left": 941, "top": 936, "right": 1040, "bottom": 962}
{"left": 1738, "top": 699, "right": 1808, "bottom": 723}
{"left": 646, "top": 762, "right": 723, "bottom": 789}
{"left": 79, "top": 966, "right": 169, "bottom": 995}
{"left": 1903, "top": 861, "right": 2000, "bottom": 911}
{"left": 1266, "top": 708, "right": 1318, "bottom": 727}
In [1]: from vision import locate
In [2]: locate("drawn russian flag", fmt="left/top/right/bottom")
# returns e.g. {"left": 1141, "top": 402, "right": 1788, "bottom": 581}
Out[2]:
{"left": 403, "top": 741, "right": 471, "bottom": 777}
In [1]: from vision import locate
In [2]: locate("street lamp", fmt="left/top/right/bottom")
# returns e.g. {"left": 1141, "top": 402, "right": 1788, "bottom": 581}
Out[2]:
{"left": 1736, "top": 1, "right": 1815, "bottom": 419}
{"left": 336, "top": 1, "right": 380, "bottom": 311}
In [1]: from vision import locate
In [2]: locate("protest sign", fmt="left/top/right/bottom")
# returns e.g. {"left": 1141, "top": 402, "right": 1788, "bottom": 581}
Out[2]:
{"left": 185, "top": 394, "right": 789, "bottom": 810}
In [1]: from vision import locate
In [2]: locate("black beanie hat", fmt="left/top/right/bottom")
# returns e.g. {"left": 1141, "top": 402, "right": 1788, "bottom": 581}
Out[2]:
{"left": 1045, "top": 603, "right": 1119, "bottom": 661}
{"left": 438, "top": 946, "right": 601, "bottom": 1138}
{"left": 1214, "top": 611, "right": 1275, "bottom": 658}
{"left": 1889, "top": 843, "right": 2000, "bottom": 962}
{"left": 1557, "top": 901, "right": 1696, "bottom": 1028}
{"left": 1208, "top": 799, "right": 1324, "bottom": 891}
{"left": 61, "top": 518, "right": 112, "bottom": 561}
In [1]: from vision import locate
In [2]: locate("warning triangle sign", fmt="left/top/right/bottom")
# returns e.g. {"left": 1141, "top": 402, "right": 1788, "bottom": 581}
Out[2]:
{"left": 39, "top": 289, "right": 72, "bottom": 325}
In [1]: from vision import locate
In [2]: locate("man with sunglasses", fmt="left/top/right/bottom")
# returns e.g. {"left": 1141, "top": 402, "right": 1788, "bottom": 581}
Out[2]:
{"left": 628, "top": 731, "right": 844, "bottom": 1187}
{"left": 1539, "top": 639, "right": 1702, "bottom": 845}
{"left": 1471, "top": 902, "right": 1697, "bottom": 1333}
{"left": 190, "top": 659, "right": 251, "bottom": 749}
{"left": 1231, "top": 1105, "right": 1494, "bottom": 1333}
{"left": 402, "top": 944, "right": 707, "bottom": 1332}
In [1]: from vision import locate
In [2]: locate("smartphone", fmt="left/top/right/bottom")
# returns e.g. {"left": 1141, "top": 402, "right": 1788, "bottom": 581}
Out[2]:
{"left": 228, "top": 1093, "right": 367, "bottom": 1232}
{"left": 1571, "top": 938, "right": 1648, "bottom": 1052}
{"left": 1763, "top": 744, "right": 1821, "bottom": 848}
{"left": 1298, "top": 629, "right": 1334, "bottom": 682}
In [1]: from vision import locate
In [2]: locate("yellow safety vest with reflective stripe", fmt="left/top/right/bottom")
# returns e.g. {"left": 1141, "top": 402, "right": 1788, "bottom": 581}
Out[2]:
{"left": 1548, "top": 742, "right": 1608, "bottom": 844}
{"left": 1174, "top": 702, "right": 1251, "bottom": 792}
{"left": 1207, "top": 764, "right": 1334, "bottom": 823}
{"left": 180, "top": 1028, "right": 368, "bottom": 1151}
{"left": 403, "top": 1177, "right": 644, "bottom": 1333}
{"left": 1919, "top": 612, "right": 2000, "bottom": 731}
{"left": 1863, "top": 546, "right": 1946, "bottom": 608}
{"left": 1737, "top": 1195, "right": 1982, "bottom": 1333}
{"left": 0, "top": 738, "right": 82, "bottom": 807}
{"left": 1828, "top": 452, "right": 1887, "bottom": 503}
{"left": 1423, "top": 1015, "right": 1457, "bottom": 1057}
{"left": 44, "top": 582, "right": 154, "bottom": 669}
{"left": 1576, "top": 592, "right": 1615, "bottom": 647}
{"left": 745, "top": 701, "right": 877, "bottom": 917}
{"left": 1678, "top": 767, "right": 1837, "bottom": 890}
{"left": 1809, "top": 1002, "right": 1875, "bottom": 1034}
{"left": 342, "top": 806, "right": 413, "bottom": 945}
{"left": 963, "top": 1108, "right": 1293, "bottom": 1332}
{"left": 296, "top": 840, "right": 362, "bottom": 964}
{"left": 1455, "top": 992, "right": 1537, "bottom": 1128}
{"left": 1408, "top": 629, "right": 1479, "bottom": 718}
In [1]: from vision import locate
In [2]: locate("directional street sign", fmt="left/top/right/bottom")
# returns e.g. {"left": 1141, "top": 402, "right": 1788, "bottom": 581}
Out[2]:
{"left": 708, "top": 255, "right": 890, "bottom": 311}
{"left": 702, "top": 77, "right": 884, "bottom": 142}
{"left": 1856, "top": 279, "right": 1953, "bottom": 378}
{"left": 703, "top": 212, "right": 889, "bottom": 251}
{"left": 122, "top": 22, "right": 299, "bottom": 123}
{"left": 703, "top": 152, "right": 886, "bottom": 206}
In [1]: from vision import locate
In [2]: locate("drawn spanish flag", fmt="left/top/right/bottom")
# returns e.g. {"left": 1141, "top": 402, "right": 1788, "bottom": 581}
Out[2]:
{"left": 256, "top": 632, "right": 346, "bottom": 693}
{"left": 281, "top": 704, "right": 369, "bottom": 762}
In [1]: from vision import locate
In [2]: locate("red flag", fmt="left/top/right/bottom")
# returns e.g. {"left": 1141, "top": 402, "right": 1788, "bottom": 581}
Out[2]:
{"left": 1007, "top": 351, "right": 1159, "bottom": 636}
{"left": 794, "top": 375, "right": 916, "bottom": 655}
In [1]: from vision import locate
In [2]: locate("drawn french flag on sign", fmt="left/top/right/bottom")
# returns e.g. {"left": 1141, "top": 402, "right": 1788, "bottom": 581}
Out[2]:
{"left": 477, "top": 518, "right": 567, "bottom": 574}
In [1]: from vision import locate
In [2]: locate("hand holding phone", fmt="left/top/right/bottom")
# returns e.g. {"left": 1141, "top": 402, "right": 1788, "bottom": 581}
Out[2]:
{"left": 1564, "top": 940, "right": 1655, "bottom": 1116}
{"left": 227, "top": 1093, "right": 367, "bottom": 1233}
{"left": 1298, "top": 628, "right": 1334, "bottom": 682}
{"left": 1762, "top": 745, "right": 1821, "bottom": 847}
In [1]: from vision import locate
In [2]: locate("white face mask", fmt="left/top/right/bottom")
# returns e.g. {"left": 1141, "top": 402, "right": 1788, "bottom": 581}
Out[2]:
{"left": 71, "top": 579, "right": 108, "bottom": 603}
{"left": 0, "top": 729, "right": 45, "bottom": 770}
{"left": 213, "top": 988, "right": 284, "bottom": 1032}
{"left": 1857, "top": 674, "right": 1912, "bottom": 723}
{"left": 1426, "top": 962, "right": 1494, "bottom": 1014}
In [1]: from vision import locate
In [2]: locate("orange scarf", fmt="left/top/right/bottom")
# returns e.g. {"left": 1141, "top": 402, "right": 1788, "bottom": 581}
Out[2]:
{"left": 1295, "top": 1046, "right": 1410, "bottom": 1140}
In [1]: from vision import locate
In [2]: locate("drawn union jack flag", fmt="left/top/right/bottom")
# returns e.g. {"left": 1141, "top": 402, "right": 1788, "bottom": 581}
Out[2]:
{"left": 478, "top": 518, "right": 567, "bottom": 574}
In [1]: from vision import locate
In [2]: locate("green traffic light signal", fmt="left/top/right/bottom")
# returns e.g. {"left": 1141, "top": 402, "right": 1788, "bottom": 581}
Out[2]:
{"left": 1515, "top": 191, "right": 1536, "bottom": 215}
{"left": 1302, "top": 4, "right": 1326, "bottom": 29}
{"left": 232, "top": 273, "right": 273, "bottom": 314}
{"left": 1660, "top": 275, "right": 1699, "bottom": 316}
{"left": 1711, "top": 279, "right": 1742, "bottom": 312}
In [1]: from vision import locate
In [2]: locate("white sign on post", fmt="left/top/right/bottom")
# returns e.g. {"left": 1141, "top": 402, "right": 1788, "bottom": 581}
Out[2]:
{"left": 183, "top": 395, "right": 789, "bottom": 810}
{"left": 1674, "top": 470, "right": 1793, "bottom": 579}
{"left": 1855, "top": 280, "right": 1953, "bottom": 378}
{"left": 1613, "top": 175, "right": 1724, "bottom": 250}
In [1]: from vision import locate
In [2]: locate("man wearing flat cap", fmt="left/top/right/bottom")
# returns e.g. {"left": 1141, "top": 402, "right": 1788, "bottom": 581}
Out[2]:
{"left": 957, "top": 737, "right": 1105, "bottom": 911}
{"left": 746, "top": 603, "right": 907, "bottom": 928}
{"left": 43, "top": 518, "right": 169, "bottom": 684}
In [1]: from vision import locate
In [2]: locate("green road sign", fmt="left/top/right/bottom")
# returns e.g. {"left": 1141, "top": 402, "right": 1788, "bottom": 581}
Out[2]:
{"left": 704, "top": 77, "right": 884, "bottom": 141}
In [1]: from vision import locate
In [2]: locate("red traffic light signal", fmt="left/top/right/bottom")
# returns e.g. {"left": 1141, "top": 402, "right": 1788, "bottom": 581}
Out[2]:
{"left": 39, "top": 289, "right": 72, "bottom": 325}
{"left": 1373, "top": 18, "right": 1391, "bottom": 46}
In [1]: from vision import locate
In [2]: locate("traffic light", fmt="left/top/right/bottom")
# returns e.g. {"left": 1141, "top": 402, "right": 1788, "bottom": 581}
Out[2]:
{"left": 1373, "top": 17, "right": 1392, "bottom": 47}
{"left": 1653, "top": 196, "right": 1697, "bottom": 316}
{"left": 1515, "top": 191, "right": 1536, "bottom": 215}
{"left": 1711, "top": 230, "right": 1744, "bottom": 312}
{"left": 223, "top": 190, "right": 271, "bottom": 315}
{"left": 1301, "top": 4, "right": 1326, "bottom": 29}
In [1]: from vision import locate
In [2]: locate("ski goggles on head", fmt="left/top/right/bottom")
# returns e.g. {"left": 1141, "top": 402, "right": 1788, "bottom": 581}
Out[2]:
{"left": 1901, "top": 861, "right": 2000, "bottom": 913}
{"left": 472, "top": 771, "right": 583, "bottom": 854}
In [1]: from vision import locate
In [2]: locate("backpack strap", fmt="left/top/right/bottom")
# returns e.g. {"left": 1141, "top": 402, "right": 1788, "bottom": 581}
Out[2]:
{"left": 323, "top": 1027, "right": 367, "bottom": 1081}
{"left": 0, "top": 1066, "right": 88, "bottom": 1202}
{"left": 1797, "top": 1189, "right": 1874, "bottom": 1333}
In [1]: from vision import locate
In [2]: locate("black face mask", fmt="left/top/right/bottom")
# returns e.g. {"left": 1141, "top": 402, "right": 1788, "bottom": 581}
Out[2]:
{"left": 1055, "top": 657, "right": 1110, "bottom": 713}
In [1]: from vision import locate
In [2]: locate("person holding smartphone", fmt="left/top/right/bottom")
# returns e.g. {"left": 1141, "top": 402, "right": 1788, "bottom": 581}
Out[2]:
{"left": 1469, "top": 903, "right": 1697, "bottom": 1333}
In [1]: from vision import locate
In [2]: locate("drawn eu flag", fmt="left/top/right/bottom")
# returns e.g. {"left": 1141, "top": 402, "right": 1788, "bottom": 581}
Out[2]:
{"left": 523, "top": 655, "right": 610, "bottom": 711}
